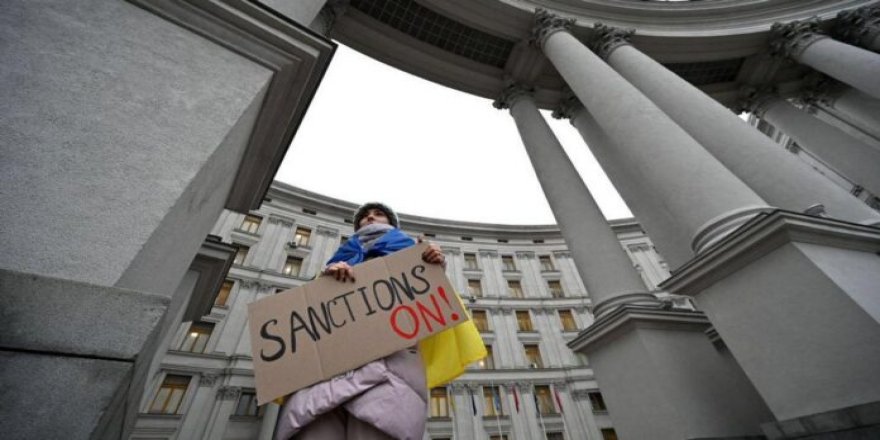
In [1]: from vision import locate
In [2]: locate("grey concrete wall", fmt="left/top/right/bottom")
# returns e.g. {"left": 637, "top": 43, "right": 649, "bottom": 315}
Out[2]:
{"left": 0, "top": 0, "right": 272, "bottom": 296}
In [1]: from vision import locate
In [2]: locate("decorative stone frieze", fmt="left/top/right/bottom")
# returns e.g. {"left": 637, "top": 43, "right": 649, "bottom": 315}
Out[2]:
{"left": 530, "top": 9, "right": 575, "bottom": 48}
{"left": 590, "top": 23, "right": 635, "bottom": 59}
{"left": 217, "top": 386, "right": 241, "bottom": 401}
{"left": 768, "top": 19, "right": 828, "bottom": 59}
{"left": 834, "top": 5, "right": 880, "bottom": 47}
{"left": 492, "top": 82, "right": 534, "bottom": 110}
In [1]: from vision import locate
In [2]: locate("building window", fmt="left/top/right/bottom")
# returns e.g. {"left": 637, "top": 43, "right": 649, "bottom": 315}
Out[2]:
{"left": 508, "top": 280, "right": 524, "bottom": 298}
{"left": 302, "top": 208, "right": 317, "bottom": 215}
{"left": 215, "top": 280, "right": 234, "bottom": 306}
{"left": 464, "top": 253, "right": 479, "bottom": 270}
{"left": 558, "top": 310, "right": 578, "bottom": 332}
{"left": 234, "top": 390, "right": 261, "bottom": 417}
{"left": 539, "top": 255, "right": 554, "bottom": 271}
{"left": 429, "top": 388, "right": 450, "bottom": 418}
{"left": 471, "top": 310, "right": 489, "bottom": 332}
{"left": 483, "top": 385, "right": 504, "bottom": 416}
{"left": 283, "top": 256, "right": 303, "bottom": 277}
{"left": 589, "top": 391, "right": 608, "bottom": 412}
{"left": 462, "top": 236, "right": 473, "bottom": 241}
{"left": 524, "top": 344, "right": 543, "bottom": 368}
{"left": 233, "top": 246, "right": 249, "bottom": 266}
{"left": 601, "top": 428, "right": 618, "bottom": 440}
{"left": 294, "top": 227, "right": 312, "bottom": 247}
{"left": 178, "top": 322, "right": 214, "bottom": 353}
{"left": 501, "top": 255, "right": 516, "bottom": 271}
{"left": 148, "top": 375, "right": 191, "bottom": 414}
{"left": 480, "top": 344, "right": 495, "bottom": 369}
{"left": 239, "top": 214, "right": 262, "bottom": 234}
{"left": 534, "top": 385, "right": 557, "bottom": 415}
{"left": 546, "top": 433, "right": 564, "bottom": 440}
{"left": 468, "top": 279, "right": 483, "bottom": 297}
{"left": 516, "top": 310, "right": 533, "bottom": 332}
{"left": 547, "top": 280, "right": 564, "bottom": 298}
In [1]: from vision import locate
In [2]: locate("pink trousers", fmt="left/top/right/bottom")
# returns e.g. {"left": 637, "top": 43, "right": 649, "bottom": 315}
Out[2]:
{"left": 292, "top": 408, "right": 393, "bottom": 440}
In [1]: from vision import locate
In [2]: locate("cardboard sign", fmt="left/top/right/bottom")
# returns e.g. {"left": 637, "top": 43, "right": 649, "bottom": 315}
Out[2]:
{"left": 247, "top": 243, "right": 466, "bottom": 405}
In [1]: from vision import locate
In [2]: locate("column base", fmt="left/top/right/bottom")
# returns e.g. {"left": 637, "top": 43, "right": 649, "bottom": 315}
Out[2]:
{"left": 0, "top": 269, "right": 169, "bottom": 439}
{"left": 761, "top": 401, "right": 880, "bottom": 440}
{"left": 568, "top": 305, "right": 774, "bottom": 440}
{"left": 662, "top": 210, "right": 880, "bottom": 422}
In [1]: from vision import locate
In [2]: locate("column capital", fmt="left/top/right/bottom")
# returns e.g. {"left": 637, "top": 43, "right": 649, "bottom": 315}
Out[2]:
{"left": 440, "top": 246, "right": 461, "bottom": 255}
{"left": 551, "top": 91, "right": 584, "bottom": 120}
{"left": 834, "top": 5, "right": 880, "bottom": 47}
{"left": 478, "top": 249, "right": 498, "bottom": 257}
{"left": 798, "top": 74, "right": 843, "bottom": 107}
{"left": 570, "top": 389, "right": 592, "bottom": 400}
{"left": 530, "top": 9, "right": 575, "bottom": 49}
{"left": 492, "top": 82, "right": 535, "bottom": 110}
{"left": 515, "top": 250, "right": 536, "bottom": 259}
{"left": 590, "top": 23, "right": 635, "bottom": 59}
{"left": 769, "top": 19, "right": 829, "bottom": 59}
{"left": 217, "top": 386, "right": 241, "bottom": 401}
{"left": 315, "top": 225, "right": 339, "bottom": 237}
{"left": 736, "top": 86, "right": 778, "bottom": 117}
{"left": 552, "top": 250, "right": 572, "bottom": 258}
{"left": 267, "top": 215, "right": 295, "bottom": 228}
{"left": 199, "top": 373, "right": 219, "bottom": 387}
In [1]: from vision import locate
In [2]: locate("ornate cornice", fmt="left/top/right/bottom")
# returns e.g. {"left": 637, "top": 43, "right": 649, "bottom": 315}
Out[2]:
{"left": 768, "top": 18, "right": 829, "bottom": 60}
{"left": 835, "top": 5, "right": 880, "bottom": 47}
{"left": 217, "top": 386, "right": 241, "bottom": 400}
{"left": 590, "top": 23, "right": 634, "bottom": 60}
{"left": 492, "top": 82, "right": 534, "bottom": 110}
{"left": 530, "top": 9, "right": 575, "bottom": 49}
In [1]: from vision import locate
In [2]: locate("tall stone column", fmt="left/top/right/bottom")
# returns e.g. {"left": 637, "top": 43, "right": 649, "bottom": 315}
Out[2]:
{"left": 589, "top": 25, "right": 880, "bottom": 226}
{"left": 257, "top": 402, "right": 281, "bottom": 440}
{"left": 770, "top": 19, "right": 880, "bottom": 99}
{"left": 746, "top": 91, "right": 880, "bottom": 197}
{"left": 494, "top": 84, "right": 655, "bottom": 316}
{"left": 175, "top": 374, "right": 220, "bottom": 440}
{"left": 532, "top": 10, "right": 770, "bottom": 254}
{"left": 835, "top": 4, "right": 880, "bottom": 53}
{"left": 555, "top": 99, "right": 694, "bottom": 268}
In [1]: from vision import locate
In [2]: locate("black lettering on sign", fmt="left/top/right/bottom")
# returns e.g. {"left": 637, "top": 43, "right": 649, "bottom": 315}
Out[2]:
{"left": 290, "top": 310, "right": 317, "bottom": 354}
{"left": 358, "top": 286, "right": 377, "bottom": 316}
{"left": 373, "top": 279, "right": 400, "bottom": 311}
{"left": 409, "top": 265, "right": 431, "bottom": 294}
{"left": 259, "top": 319, "right": 285, "bottom": 362}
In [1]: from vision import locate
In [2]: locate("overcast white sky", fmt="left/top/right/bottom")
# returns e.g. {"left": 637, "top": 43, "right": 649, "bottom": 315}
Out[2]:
{"left": 275, "top": 45, "right": 632, "bottom": 225}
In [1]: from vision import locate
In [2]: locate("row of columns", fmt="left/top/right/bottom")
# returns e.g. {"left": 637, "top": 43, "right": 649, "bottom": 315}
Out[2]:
{"left": 496, "top": 9, "right": 880, "bottom": 318}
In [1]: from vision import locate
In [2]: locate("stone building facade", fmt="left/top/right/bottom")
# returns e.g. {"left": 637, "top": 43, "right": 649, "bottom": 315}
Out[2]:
{"left": 130, "top": 182, "right": 675, "bottom": 440}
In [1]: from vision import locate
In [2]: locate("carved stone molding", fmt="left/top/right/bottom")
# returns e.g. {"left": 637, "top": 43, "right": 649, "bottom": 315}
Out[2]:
{"left": 769, "top": 19, "right": 829, "bottom": 59}
{"left": 316, "top": 225, "right": 339, "bottom": 237}
{"left": 530, "top": 8, "right": 576, "bottom": 49}
{"left": 590, "top": 23, "right": 635, "bottom": 59}
{"left": 552, "top": 250, "right": 572, "bottom": 258}
{"left": 492, "top": 82, "right": 534, "bottom": 110}
{"left": 570, "top": 389, "right": 592, "bottom": 400}
{"left": 440, "top": 246, "right": 461, "bottom": 255}
{"left": 835, "top": 5, "right": 880, "bottom": 47}
{"left": 267, "top": 215, "right": 295, "bottom": 228}
{"left": 449, "top": 382, "right": 468, "bottom": 393}
{"left": 478, "top": 249, "right": 499, "bottom": 258}
{"left": 240, "top": 280, "right": 260, "bottom": 290}
{"left": 217, "top": 386, "right": 241, "bottom": 401}
{"left": 499, "top": 306, "right": 514, "bottom": 314}
{"left": 515, "top": 251, "right": 536, "bottom": 259}
{"left": 798, "top": 74, "right": 845, "bottom": 107}
{"left": 627, "top": 243, "right": 652, "bottom": 253}
{"left": 199, "top": 373, "right": 219, "bottom": 387}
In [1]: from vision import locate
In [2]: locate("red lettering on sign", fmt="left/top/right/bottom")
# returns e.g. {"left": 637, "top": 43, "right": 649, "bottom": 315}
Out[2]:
{"left": 390, "top": 305, "right": 420, "bottom": 339}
